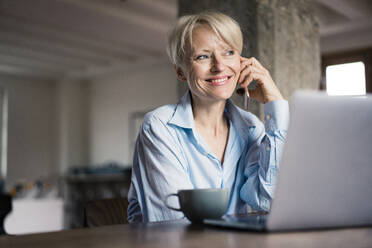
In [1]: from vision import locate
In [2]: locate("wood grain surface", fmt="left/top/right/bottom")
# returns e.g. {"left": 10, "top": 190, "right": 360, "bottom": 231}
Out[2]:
{"left": 0, "top": 220, "right": 371, "bottom": 248}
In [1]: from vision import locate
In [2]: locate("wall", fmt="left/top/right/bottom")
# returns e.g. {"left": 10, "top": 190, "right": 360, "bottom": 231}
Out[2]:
{"left": 54, "top": 79, "right": 90, "bottom": 174}
{"left": 88, "top": 60, "right": 178, "bottom": 166}
{"left": 0, "top": 59, "right": 178, "bottom": 188}
{"left": 0, "top": 75, "right": 56, "bottom": 188}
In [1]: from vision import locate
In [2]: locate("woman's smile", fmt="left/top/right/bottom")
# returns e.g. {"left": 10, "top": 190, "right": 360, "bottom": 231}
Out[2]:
{"left": 205, "top": 76, "right": 233, "bottom": 86}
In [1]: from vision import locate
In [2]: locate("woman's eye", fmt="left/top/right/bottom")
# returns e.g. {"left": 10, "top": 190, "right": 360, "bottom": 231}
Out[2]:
{"left": 225, "top": 50, "right": 234, "bottom": 56}
{"left": 196, "top": 55, "right": 208, "bottom": 60}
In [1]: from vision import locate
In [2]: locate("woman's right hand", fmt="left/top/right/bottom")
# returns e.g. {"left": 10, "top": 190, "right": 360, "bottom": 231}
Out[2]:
{"left": 238, "top": 56, "right": 284, "bottom": 104}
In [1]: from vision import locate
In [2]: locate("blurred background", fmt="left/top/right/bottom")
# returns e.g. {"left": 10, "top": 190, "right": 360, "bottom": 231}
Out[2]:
{"left": 0, "top": 0, "right": 371, "bottom": 234}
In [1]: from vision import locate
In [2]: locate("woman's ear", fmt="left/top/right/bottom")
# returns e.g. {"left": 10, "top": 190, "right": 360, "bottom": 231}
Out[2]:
{"left": 175, "top": 66, "right": 187, "bottom": 82}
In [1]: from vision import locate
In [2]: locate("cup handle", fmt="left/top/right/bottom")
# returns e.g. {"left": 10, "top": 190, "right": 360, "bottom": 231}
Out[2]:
{"left": 164, "top": 193, "right": 182, "bottom": 211}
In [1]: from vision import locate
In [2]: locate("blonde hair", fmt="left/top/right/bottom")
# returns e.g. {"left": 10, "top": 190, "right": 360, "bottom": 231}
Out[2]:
{"left": 166, "top": 11, "right": 243, "bottom": 68}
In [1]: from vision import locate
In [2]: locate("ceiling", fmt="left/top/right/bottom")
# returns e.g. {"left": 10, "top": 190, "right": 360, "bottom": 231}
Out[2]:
{"left": 0, "top": 0, "right": 178, "bottom": 80}
{"left": 0, "top": 0, "right": 371, "bottom": 80}
{"left": 313, "top": 0, "right": 372, "bottom": 54}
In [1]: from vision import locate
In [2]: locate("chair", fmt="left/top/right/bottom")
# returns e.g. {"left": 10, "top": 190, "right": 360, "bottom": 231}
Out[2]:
{"left": 84, "top": 197, "right": 128, "bottom": 227}
{"left": 0, "top": 193, "right": 12, "bottom": 235}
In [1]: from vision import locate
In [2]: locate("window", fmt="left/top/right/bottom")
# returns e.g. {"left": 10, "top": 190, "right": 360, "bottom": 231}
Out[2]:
{"left": 326, "top": 61, "right": 366, "bottom": 96}
{"left": 321, "top": 47, "right": 372, "bottom": 95}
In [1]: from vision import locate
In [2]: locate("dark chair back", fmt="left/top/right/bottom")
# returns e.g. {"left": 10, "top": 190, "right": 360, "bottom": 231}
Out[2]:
{"left": 84, "top": 197, "right": 128, "bottom": 227}
{"left": 0, "top": 193, "right": 12, "bottom": 235}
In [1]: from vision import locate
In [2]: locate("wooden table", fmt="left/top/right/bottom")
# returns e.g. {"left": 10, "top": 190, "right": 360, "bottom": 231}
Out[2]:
{"left": 0, "top": 221, "right": 371, "bottom": 248}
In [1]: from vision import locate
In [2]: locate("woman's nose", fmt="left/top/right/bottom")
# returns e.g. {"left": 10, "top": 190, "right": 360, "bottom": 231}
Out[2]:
{"left": 211, "top": 55, "right": 225, "bottom": 72}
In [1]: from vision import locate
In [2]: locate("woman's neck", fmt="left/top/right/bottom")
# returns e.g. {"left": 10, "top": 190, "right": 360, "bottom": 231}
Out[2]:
{"left": 191, "top": 95, "right": 228, "bottom": 135}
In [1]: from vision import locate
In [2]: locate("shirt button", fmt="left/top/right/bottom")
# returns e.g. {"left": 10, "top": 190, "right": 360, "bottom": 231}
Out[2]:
{"left": 266, "top": 114, "right": 271, "bottom": 120}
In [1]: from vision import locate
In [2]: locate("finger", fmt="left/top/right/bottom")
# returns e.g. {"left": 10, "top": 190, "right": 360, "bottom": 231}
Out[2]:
{"left": 245, "top": 58, "right": 263, "bottom": 72}
{"left": 240, "top": 56, "right": 254, "bottom": 70}
{"left": 249, "top": 57, "right": 268, "bottom": 72}
{"left": 239, "top": 59, "right": 250, "bottom": 71}
{"left": 238, "top": 65, "right": 251, "bottom": 83}
{"left": 248, "top": 60, "right": 270, "bottom": 77}
{"left": 240, "top": 72, "right": 263, "bottom": 89}
{"left": 239, "top": 64, "right": 264, "bottom": 84}
{"left": 240, "top": 56, "right": 249, "bottom": 63}
{"left": 249, "top": 57, "right": 261, "bottom": 67}
{"left": 246, "top": 57, "right": 256, "bottom": 66}
{"left": 239, "top": 73, "right": 255, "bottom": 89}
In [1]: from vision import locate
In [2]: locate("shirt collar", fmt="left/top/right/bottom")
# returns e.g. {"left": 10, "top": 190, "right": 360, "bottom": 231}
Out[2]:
{"left": 168, "top": 90, "right": 194, "bottom": 129}
{"left": 169, "top": 91, "right": 256, "bottom": 141}
{"left": 224, "top": 99, "right": 256, "bottom": 143}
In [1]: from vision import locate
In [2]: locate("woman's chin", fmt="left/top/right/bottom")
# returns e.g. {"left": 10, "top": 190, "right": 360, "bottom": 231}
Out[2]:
{"left": 211, "top": 83, "right": 237, "bottom": 99}
{"left": 191, "top": 86, "right": 235, "bottom": 102}
{"left": 209, "top": 90, "right": 234, "bottom": 101}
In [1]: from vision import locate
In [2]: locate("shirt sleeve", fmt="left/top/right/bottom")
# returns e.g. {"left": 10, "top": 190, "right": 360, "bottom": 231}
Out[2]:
{"left": 128, "top": 114, "right": 193, "bottom": 223}
{"left": 239, "top": 99, "right": 289, "bottom": 211}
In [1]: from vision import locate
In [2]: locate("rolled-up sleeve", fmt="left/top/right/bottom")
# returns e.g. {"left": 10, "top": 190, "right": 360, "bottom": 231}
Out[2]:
{"left": 128, "top": 115, "right": 193, "bottom": 223}
{"left": 240, "top": 99, "right": 289, "bottom": 211}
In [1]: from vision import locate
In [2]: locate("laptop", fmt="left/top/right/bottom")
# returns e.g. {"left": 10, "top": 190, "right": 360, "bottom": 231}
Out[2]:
{"left": 204, "top": 90, "right": 372, "bottom": 231}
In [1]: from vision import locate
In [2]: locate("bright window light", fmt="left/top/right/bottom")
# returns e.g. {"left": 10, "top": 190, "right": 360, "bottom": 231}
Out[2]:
{"left": 326, "top": 61, "right": 366, "bottom": 96}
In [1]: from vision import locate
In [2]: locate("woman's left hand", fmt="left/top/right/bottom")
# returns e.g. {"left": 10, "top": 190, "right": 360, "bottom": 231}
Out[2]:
{"left": 238, "top": 56, "right": 284, "bottom": 104}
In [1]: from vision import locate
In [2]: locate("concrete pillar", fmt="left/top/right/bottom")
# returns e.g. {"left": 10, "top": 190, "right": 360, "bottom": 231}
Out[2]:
{"left": 178, "top": 0, "right": 320, "bottom": 118}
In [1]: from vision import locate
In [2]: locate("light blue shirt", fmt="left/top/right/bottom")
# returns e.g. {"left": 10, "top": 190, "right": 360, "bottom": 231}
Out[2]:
{"left": 128, "top": 91, "right": 289, "bottom": 223}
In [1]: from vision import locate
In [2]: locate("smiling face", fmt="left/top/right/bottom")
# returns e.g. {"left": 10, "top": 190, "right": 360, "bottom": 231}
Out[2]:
{"left": 177, "top": 25, "right": 241, "bottom": 104}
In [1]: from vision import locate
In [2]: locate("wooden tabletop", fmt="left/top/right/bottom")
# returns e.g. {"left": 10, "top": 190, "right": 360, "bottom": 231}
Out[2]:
{"left": 0, "top": 220, "right": 371, "bottom": 248}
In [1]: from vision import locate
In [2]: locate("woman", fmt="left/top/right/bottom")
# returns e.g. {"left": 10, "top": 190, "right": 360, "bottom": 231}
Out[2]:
{"left": 127, "top": 12, "right": 289, "bottom": 223}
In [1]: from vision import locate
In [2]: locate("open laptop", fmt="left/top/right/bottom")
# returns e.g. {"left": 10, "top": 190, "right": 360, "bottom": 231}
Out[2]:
{"left": 204, "top": 90, "right": 372, "bottom": 231}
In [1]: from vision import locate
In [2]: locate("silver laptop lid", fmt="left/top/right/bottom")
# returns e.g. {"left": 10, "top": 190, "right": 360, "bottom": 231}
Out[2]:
{"left": 267, "top": 91, "right": 372, "bottom": 231}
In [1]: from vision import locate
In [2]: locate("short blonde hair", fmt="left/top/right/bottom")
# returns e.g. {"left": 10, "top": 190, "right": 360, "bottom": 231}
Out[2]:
{"left": 167, "top": 11, "right": 243, "bottom": 68}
